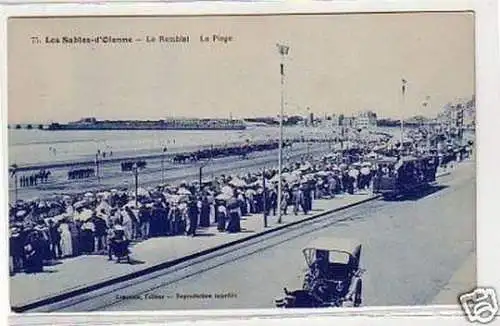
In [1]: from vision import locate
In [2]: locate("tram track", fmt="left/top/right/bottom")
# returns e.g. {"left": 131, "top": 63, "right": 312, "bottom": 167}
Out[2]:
{"left": 23, "top": 195, "right": 385, "bottom": 312}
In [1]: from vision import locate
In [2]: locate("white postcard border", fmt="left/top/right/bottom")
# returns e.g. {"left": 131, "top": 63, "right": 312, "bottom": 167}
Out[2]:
{"left": 0, "top": 0, "right": 498, "bottom": 325}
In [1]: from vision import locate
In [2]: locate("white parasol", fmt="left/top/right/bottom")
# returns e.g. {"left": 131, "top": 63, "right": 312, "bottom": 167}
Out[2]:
{"left": 229, "top": 178, "right": 247, "bottom": 188}
{"left": 167, "top": 194, "right": 181, "bottom": 203}
{"left": 216, "top": 193, "right": 232, "bottom": 200}
{"left": 299, "top": 164, "right": 312, "bottom": 171}
{"left": 270, "top": 174, "right": 281, "bottom": 183}
{"left": 137, "top": 187, "right": 150, "bottom": 197}
{"left": 177, "top": 188, "right": 192, "bottom": 195}
{"left": 16, "top": 210, "right": 27, "bottom": 218}
{"left": 75, "top": 209, "right": 93, "bottom": 221}
{"left": 221, "top": 185, "right": 234, "bottom": 195}
{"left": 348, "top": 169, "right": 359, "bottom": 178}
{"left": 245, "top": 189, "right": 257, "bottom": 196}
{"left": 360, "top": 167, "right": 371, "bottom": 175}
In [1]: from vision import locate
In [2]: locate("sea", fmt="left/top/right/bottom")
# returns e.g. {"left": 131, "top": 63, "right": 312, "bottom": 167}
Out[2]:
{"left": 8, "top": 125, "right": 402, "bottom": 166}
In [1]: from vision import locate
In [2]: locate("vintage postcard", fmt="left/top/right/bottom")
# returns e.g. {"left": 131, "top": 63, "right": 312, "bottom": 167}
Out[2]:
{"left": 6, "top": 11, "right": 477, "bottom": 315}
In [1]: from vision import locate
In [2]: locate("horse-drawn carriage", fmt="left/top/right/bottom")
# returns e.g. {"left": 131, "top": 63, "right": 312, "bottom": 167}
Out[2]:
{"left": 275, "top": 238, "right": 364, "bottom": 308}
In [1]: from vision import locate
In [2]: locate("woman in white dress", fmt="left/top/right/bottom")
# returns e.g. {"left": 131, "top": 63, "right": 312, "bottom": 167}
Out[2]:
{"left": 121, "top": 208, "right": 133, "bottom": 240}
{"left": 58, "top": 219, "right": 73, "bottom": 258}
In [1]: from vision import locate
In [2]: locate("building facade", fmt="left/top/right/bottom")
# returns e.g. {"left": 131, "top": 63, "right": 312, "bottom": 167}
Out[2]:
{"left": 354, "top": 111, "right": 378, "bottom": 129}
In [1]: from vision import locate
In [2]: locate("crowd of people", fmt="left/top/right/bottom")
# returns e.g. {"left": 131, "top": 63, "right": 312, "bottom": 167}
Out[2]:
{"left": 9, "top": 146, "right": 381, "bottom": 275}
{"left": 8, "top": 128, "right": 470, "bottom": 275}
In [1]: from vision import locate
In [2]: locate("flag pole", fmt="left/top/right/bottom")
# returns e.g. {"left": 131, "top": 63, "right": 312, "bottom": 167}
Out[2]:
{"left": 276, "top": 43, "right": 289, "bottom": 224}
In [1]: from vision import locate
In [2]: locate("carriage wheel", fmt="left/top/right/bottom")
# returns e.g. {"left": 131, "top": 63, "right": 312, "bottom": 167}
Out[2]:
{"left": 354, "top": 280, "right": 362, "bottom": 307}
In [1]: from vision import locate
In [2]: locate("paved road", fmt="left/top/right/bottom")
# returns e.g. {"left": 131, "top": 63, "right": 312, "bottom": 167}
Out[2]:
{"left": 48, "top": 160, "right": 474, "bottom": 312}
{"left": 10, "top": 142, "right": 334, "bottom": 201}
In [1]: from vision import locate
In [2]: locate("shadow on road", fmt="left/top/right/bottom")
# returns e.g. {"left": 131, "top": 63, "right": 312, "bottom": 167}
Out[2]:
{"left": 124, "top": 258, "right": 146, "bottom": 265}
{"left": 385, "top": 185, "right": 449, "bottom": 202}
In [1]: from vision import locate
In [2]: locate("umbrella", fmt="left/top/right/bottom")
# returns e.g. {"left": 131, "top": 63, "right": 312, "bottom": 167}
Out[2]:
{"left": 316, "top": 171, "right": 329, "bottom": 177}
{"left": 177, "top": 188, "right": 192, "bottom": 195}
{"left": 167, "top": 194, "right": 181, "bottom": 203}
{"left": 360, "top": 167, "right": 371, "bottom": 175}
{"left": 270, "top": 174, "right": 281, "bottom": 182}
{"left": 299, "top": 164, "right": 312, "bottom": 171}
{"left": 15, "top": 210, "right": 27, "bottom": 218}
{"left": 216, "top": 193, "right": 232, "bottom": 200}
{"left": 76, "top": 209, "right": 93, "bottom": 221}
{"left": 84, "top": 192, "right": 94, "bottom": 198}
{"left": 348, "top": 169, "right": 359, "bottom": 178}
{"left": 245, "top": 189, "right": 256, "bottom": 196}
{"left": 221, "top": 185, "right": 234, "bottom": 195}
{"left": 229, "top": 178, "right": 247, "bottom": 187}
{"left": 73, "top": 200, "right": 86, "bottom": 209}
{"left": 137, "top": 187, "right": 150, "bottom": 197}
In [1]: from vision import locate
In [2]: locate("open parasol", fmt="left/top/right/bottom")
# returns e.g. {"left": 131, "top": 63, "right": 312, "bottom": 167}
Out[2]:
{"left": 229, "top": 178, "right": 247, "bottom": 188}
{"left": 177, "top": 188, "right": 192, "bottom": 195}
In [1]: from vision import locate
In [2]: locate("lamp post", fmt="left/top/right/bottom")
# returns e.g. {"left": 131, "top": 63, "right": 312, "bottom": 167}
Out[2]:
{"left": 132, "top": 162, "right": 139, "bottom": 207}
{"left": 263, "top": 169, "right": 268, "bottom": 228}
{"left": 401, "top": 78, "right": 408, "bottom": 154}
{"left": 276, "top": 43, "right": 290, "bottom": 224}
{"left": 161, "top": 145, "right": 167, "bottom": 185}
{"left": 95, "top": 151, "right": 101, "bottom": 185}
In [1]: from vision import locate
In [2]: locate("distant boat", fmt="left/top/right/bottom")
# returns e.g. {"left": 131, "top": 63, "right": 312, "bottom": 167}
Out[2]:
{"left": 46, "top": 117, "right": 247, "bottom": 131}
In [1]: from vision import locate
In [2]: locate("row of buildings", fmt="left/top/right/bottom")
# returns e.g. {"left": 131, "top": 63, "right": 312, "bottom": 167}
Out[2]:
{"left": 307, "top": 111, "right": 378, "bottom": 129}
{"left": 303, "top": 95, "right": 475, "bottom": 130}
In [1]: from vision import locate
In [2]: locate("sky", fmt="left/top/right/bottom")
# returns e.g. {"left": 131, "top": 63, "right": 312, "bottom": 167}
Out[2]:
{"left": 7, "top": 12, "right": 475, "bottom": 124}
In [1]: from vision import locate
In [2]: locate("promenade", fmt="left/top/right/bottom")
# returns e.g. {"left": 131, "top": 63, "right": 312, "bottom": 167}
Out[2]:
{"left": 10, "top": 159, "right": 458, "bottom": 311}
{"left": 10, "top": 192, "right": 376, "bottom": 310}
